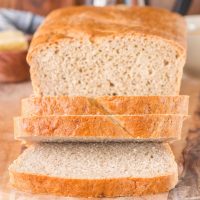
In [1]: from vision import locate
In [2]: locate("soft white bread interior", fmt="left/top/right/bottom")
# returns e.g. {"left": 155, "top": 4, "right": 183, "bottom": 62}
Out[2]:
{"left": 9, "top": 142, "right": 178, "bottom": 197}
{"left": 27, "top": 6, "right": 186, "bottom": 96}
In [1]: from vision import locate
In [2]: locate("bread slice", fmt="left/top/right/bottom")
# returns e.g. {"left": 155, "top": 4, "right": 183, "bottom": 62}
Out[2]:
{"left": 21, "top": 95, "right": 189, "bottom": 116}
{"left": 14, "top": 115, "right": 186, "bottom": 142}
{"left": 9, "top": 142, "right": 178, "bottom": 197}
{"left": 27, "top": 6, "right": 186, "bottom": 96}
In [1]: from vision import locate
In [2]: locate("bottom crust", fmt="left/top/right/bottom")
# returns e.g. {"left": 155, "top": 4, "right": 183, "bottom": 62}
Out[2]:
{"left": 9, "top": 171, "right": 178, "bottom": 197}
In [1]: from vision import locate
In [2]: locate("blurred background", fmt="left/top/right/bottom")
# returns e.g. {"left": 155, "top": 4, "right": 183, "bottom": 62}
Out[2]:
{"left": 0, "top": 0, "right": 199, "bottom": 15}
{"left": 0, "top": 0, "right": 199, "bottom": 83}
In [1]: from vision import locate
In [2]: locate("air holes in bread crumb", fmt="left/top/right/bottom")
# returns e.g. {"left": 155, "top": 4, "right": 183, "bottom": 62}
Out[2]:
{"left": 136, "top": 52, "right": 140, "bottom": 56}
{"left": 164, "top": 60, "right": 169, "bottom": 66}
{"left": 109, "top": 81, "right": 115, "bottom": 87}
{"left": 61, "top": 76, "right": 66, "bottom": 80}
{"left": 147, "top": 81, "right": 151, "bottom": 86}
{"left": 54, "top": 49, "right": 59, "bottom": 54}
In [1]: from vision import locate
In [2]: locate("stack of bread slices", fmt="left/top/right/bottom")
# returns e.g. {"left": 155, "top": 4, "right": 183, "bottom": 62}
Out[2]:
{"left": 9, "top": 6, "right": 189, "bottom": 197}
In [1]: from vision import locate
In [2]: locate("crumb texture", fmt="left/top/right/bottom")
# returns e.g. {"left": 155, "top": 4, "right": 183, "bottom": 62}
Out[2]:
{"left": 10, "top": 143, "right": 177, "bottom": 179}
{"left": 28, "top": 6, "right": 186, "bottom": 96}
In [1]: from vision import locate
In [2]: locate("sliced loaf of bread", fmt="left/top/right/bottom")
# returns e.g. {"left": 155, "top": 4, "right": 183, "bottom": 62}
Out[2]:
{"left": 14, "top": 115, "right": 186, "bottom": 142}
{"left": 21, "top": 95, "right": 189, "bottom": 116}
{"left": 27, "top": 6, "right": 186, "bottom": 96}
{"left": 9, "top": 142, "right": 178, "bottom": 197}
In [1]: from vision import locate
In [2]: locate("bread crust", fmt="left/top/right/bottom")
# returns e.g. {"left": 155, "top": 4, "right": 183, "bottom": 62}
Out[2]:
{"left": 27, "top": 6, "right": 186, "bottom": 96}
{"left": 14, "top": 115, "right": 186, "bottom": 142}
{"left": 27, "top": 6, "right": 186, "bottom": 64}
{"left": 21, "top": 96, "right": 189, "bottom": 116}
{"left": 9, "top": 170, "right": 178, "bottom": 197}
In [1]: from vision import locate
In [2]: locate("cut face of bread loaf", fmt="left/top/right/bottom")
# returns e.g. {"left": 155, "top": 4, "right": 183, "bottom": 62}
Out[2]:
{"left": 21, "top": 95, "right": 189, "bottom": 116}
{"left": 14, "top": 115, "right": 186, "bottom": 142}
{"left": 9, "top": 142, "right": 178, "bottom": 197}
{"left": 27, "top": 6, "right": 186, "bottom": 96}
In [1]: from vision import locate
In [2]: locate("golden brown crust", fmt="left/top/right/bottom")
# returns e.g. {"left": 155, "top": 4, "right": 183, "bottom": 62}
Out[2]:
{"left": 21, "top": 96, "right": 189, "bottom": 116}
{"left": 9, "top": 170, "right": 178, "bottom": 197}
{"left": 27, "top": 6, "right": 186, "bottom": 64}
{"left": 14, "top": 115, "right": 186, "bottom": 141}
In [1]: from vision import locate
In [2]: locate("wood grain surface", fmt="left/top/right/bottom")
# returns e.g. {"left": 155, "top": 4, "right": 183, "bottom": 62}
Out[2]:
{"left": 0, "top": 74, "right": 200, "bottom": 199}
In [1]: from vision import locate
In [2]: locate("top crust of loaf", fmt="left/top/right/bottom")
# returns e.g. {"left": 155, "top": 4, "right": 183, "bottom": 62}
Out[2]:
{"left": 27, "top": 6, "right": 186, "bottom": 63}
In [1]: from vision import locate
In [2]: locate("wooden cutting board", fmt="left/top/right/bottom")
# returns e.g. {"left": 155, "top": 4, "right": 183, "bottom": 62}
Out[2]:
{"left": 0, "top": 74, "right": 200, "bottom": 200}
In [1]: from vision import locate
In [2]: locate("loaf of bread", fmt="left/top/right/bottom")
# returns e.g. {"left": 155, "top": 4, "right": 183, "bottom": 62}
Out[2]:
{"left": 21, "top": 95, "right": 189, "bottom": 116}
{"left": 9, "top": 142, "right": 178, "bottom": 197}
{"left": 14, "top": 114, "right": 187, "bottom": 142}
{"left": 27, "top": 6, "right": 186, "bottom": 96}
